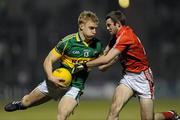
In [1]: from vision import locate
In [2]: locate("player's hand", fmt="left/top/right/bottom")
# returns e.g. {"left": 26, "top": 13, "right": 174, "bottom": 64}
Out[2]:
{"left": 48, "top": 76, "right": 66, "bottom": 88}
{"left": 71, "top": 63, "right": 87, "bottom": 74}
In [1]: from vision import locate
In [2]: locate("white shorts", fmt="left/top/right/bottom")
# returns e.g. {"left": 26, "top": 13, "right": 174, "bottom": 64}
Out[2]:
{"left": 120, "top": 68, "right": 154, "bottom": 99}
{"left": 37, "top": 80, "right": 82, "bottom": 102}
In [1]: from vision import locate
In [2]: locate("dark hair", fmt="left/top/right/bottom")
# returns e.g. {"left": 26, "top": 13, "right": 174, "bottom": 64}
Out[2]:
{"left": 106, "top": 10, "right": 126, "bottom": 25}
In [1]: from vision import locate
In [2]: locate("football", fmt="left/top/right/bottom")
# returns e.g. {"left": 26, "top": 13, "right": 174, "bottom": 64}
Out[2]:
{"left": 52, "top": 68, "right": 72, "bottom": 87}
{"left": 118, "top": 0, "right": 130, "bottom": 8}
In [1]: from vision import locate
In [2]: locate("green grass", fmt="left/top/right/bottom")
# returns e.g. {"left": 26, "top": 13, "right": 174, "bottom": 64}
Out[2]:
{"left": 0, "top": 99, "right": 180, "bottom": 120}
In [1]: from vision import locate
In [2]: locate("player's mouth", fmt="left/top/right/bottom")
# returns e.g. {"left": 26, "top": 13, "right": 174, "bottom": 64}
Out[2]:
{"left": 108, "top": 30, "right": 113, "bottom": 34}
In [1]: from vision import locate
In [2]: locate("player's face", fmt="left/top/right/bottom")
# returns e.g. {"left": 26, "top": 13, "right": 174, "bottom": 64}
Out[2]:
{"left": 81, "top": 20, "right": 98, "bottom": 40}
{"left": 106, "top": 18, "right": 119, "bottom": 35}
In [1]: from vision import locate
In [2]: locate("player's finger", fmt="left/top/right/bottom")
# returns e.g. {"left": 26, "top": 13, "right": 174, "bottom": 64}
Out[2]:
{"left": 58, "top": 82, "right": 66, "bottom": 88}
{"left": 59, "top": 79, "right": 65, "bottom": 82}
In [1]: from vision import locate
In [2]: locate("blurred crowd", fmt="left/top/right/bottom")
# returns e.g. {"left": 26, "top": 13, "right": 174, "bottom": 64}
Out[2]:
{"left": 0, "top": 0, "right": 180, "bottom": 99}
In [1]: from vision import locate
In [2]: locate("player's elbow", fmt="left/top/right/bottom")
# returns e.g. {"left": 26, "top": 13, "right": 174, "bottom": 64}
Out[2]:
{"left": 43, "top": 56, "right": 51, "bottom": 69}
{"left": 43, "top": 60, "right": 46, "bottom": 69}
{"left": 98, "top": 66, "right": 108, "bottom": 72}
{"left": 43, "top": 58, "right": 48, "bottom": 69}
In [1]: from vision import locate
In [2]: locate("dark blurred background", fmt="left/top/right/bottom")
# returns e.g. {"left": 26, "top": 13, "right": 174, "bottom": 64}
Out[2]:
{"left": 0, "top": 0, "right": 180, "bottom": 100}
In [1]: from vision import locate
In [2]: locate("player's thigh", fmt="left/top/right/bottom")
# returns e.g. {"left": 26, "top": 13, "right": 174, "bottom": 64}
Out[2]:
{"left": 22, "top": 87, "right": 51, "bottom": 107}
{"left": 58, "top": 96, "right": 78, "bottom": 116}
{"left": 111, "top": 84, "right": 134, "bottom": 110}
{"left": 139, "top": 98, "right": 154, "bottom": 120}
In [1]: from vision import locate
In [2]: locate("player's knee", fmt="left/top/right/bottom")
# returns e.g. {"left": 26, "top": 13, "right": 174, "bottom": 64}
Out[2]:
{"left": 110, "top": 103, "right": 122, "bottom": 115}
{"left": 57, "top": 114, "right": 66, "bottom": 120}
{"left": 57, "top": 111, "right": 68, "bottom": 120}
{"left": 57, "top": 107, "right": 70, "bottom": 120}
{"left": 108, "top": 111, "right": 119, "bottom": 120}
{"left": 109, "top": 111, "right": 119, "bottom": 118}
{"left": 108, "top": 107, "right": 120, "bottom": 119}
{"left": 22, "top": 95, "right": 31, "bottom": 107}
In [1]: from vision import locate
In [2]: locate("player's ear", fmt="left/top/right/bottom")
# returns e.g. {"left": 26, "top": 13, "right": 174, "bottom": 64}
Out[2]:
{"left": 115, "top": 22, "right": 121, "bottom": 27}
{"left": 79, "top": 23, "right": 84, "bottom": 31}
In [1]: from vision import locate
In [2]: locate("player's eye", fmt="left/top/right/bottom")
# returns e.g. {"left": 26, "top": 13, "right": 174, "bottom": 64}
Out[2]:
{"left": 89, "top": 27, "right": 95, "bottom": 30}
{"left": 106, "top": 23, "right": 111, "bottom": 27}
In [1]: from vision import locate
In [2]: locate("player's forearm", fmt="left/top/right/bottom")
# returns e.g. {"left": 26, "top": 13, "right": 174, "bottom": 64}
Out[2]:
{"left": 103, "top": 46, "right": 110, "bottom": 55}
{"left": 98, "top": 64, "right": 110, "bottom": 71}
{"left": 86, "top": 55, "right": 109, "bottom": 67}
{"left": 86, "top": 48, "right": 120, "bottom": 68}
{"left": 98, "top": 56, "right": 118, "bottom": 71}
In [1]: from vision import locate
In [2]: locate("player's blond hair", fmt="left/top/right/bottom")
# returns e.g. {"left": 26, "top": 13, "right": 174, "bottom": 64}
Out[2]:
{"left": 78, "top": 11, "right": 99, "bottom": 26}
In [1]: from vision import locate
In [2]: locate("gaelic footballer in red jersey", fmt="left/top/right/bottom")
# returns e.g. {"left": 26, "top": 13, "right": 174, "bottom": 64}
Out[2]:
{"left": 114, "top": 26, "right": 149, "bottom": 73}
{"left": 73, "top": 10, "right": 180, "bottom": 120}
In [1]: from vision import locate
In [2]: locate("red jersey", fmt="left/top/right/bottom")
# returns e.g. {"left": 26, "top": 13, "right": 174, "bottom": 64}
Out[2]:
{"left": 114, "top": 26, "right": 149, "bottom": 73}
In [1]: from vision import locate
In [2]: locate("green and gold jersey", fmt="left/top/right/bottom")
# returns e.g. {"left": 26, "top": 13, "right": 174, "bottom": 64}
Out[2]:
{"left": 52, "top": 32, "right": 103, "bottom": 90}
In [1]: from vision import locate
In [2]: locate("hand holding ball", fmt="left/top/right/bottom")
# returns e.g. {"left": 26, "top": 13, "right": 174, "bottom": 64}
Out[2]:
{"left": 52, "top": 68, "right": 72, "bottom": 87}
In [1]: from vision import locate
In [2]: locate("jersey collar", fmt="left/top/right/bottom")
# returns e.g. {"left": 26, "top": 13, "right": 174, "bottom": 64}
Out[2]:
{"left": 76, "top": 32, "right": 89, "bottom": 47}
{"left": 76, "top": 32, "right": 82, "bottom": 42}
{"left": 117, "top": 25, "right": 131, "bottom": 37}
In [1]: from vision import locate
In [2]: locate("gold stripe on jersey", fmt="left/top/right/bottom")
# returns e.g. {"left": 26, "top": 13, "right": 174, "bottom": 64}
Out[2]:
{"left": 61, "top": 55, "right": 96, "bottom": 68}
{"left": 62, "top": 40, "right": 69, "bottom": 55}
{"left": 53, "top": 37, "right": 70, "bottom": 56}
{"left": 76, "top": 33, "right": 81, "bottom": 42}
{"left": 63, "top": 33, "right": 76, "bottom": 41}
{"left": 51, "top": 48, "right": 62, "bottom": 58}
{"left": 76, "top": 33, "right": 90, "bottom": 47}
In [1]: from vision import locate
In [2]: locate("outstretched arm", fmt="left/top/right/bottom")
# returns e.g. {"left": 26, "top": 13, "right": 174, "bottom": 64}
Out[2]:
{"left": 98, "top": 56, "right": 118, "bottom": 71}
{"left": 86, "top": 48, "right": 121, "bottom": 67}
{"left": 72, "top": 48, "right": 121, "bottom": 74}
{"left": 98, "top": 45, "right": 118, "bottom": 71}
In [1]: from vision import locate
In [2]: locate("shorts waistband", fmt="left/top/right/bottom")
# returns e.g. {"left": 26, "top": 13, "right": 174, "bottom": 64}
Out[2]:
{"left": 125, "top": 68, "right": 151, "bottom": 75}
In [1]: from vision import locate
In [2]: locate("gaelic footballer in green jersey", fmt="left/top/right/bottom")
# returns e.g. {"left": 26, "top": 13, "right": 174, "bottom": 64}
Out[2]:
{"left": 4, "top": 11, "right": 102, "bottom": 120}
{"left": 52, "top": 32, "right": 102, "bottom": 90}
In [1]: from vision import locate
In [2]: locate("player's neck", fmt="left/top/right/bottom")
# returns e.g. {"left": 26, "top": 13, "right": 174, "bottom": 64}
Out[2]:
{"left": 78, "top": 31, "right": 91, "bottom": 43}
{"left": 78, "top": 31, "right": 85, "bottom": 41}
{"left": 118, "top": 25, "right": 123, "bottom": 32}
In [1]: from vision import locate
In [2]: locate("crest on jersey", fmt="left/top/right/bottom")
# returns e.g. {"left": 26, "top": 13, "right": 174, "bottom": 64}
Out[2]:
{"left": 83, "top": 50, "right": 90, "bottom": 57}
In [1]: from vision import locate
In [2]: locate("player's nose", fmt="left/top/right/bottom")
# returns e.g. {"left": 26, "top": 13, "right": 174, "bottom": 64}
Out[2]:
{"left": 92, "top": 29, "right": 96, "bottom": 34}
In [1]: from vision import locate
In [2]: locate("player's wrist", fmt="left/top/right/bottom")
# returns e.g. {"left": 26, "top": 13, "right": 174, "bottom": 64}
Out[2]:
{"left": 82, "top": 63, "right": 88, "bottom": 70}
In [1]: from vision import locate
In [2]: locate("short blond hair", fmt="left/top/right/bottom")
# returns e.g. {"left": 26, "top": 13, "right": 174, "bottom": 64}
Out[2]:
{"left": 78, "top": 11, "right": 99, "bottom": 26}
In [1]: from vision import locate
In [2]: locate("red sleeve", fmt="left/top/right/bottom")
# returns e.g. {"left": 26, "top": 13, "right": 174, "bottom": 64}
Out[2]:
{"left": 114, "top": 34, "right": 133, "bottom": 52}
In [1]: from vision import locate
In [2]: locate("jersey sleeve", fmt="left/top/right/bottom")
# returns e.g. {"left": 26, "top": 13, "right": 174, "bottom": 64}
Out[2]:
{"left": 94, "top": 39, "right": 103, "bottom": 56}
{"left": 114, "top": 34, "right": 133, "bottom": 52}
{"left": 55, "top": 39, "right": 70, "bottom": 55}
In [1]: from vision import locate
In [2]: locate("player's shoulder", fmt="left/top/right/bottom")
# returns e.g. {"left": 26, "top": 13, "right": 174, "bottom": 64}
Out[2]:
{"left": 56, "top": 33, "right": 76, "bottom": 49}
{"left": 92, "top": 38, "right": 103, "bottom": 48}
{"left": 91, "top": 38, "right": 103, "bottom": 51}
{"left": 92, "top": 37, "right": 102, "bottom": 43}
{"left": 62, "top": 33, "right": 76, "bottom": 42}
{"left": 57, "top": 33, "right": 76, "bottom": 46}
{"left": 124, "top": 26, "right": 136, "bottom": 37}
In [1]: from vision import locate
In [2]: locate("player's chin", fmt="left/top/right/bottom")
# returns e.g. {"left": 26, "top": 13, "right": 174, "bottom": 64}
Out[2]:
{"left": 109, "top": 31, "right": 114, "bottom": 35}
{"left": 87, "top": 36, "right": 94, "bottom": 40}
